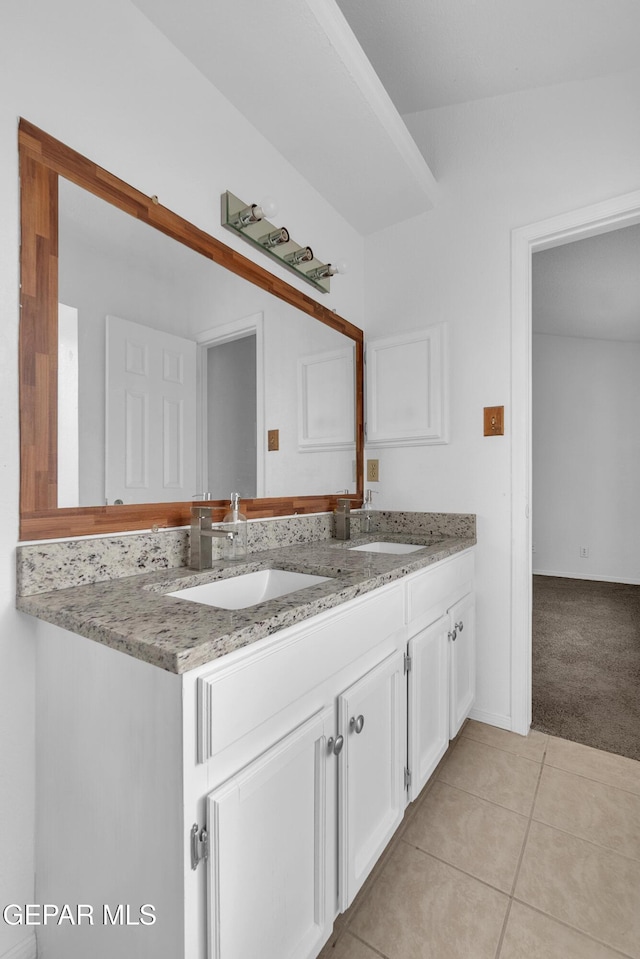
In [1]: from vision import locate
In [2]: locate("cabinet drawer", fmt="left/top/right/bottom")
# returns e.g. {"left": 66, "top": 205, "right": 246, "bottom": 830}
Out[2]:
{"left": 197, "top": 583, "right": 404, "bottom": 763}
{"left": 406, "top": 550, "right": 474, "bottom": 633}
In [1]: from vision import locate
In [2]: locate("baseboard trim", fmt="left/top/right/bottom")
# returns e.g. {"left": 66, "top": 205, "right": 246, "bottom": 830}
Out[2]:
{"left": 1, "top": 935, "right": 37, "bottom": 959}
{"left": 533, "top": 569, "right": 640, "bottom": 586}
{"left": 468, "top": 707, "right": 512, "bottom": 731}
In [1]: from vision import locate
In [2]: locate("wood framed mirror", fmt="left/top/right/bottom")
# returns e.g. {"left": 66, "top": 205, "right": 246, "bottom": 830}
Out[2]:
{"left": 18, "top": 120, "right": 363, "bottom": 540}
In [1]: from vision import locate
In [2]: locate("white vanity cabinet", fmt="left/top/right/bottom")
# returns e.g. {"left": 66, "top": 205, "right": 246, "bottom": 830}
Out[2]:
{"left": 32, "top": 548, "right": 474, "bottom": 959}
{"left": 190, "top": 583, "right": 407, "bottom": 959}
{"left": 405, "top": 548, "right": 475, "bottom": 801}
{"left": 202, "top": 645, "right": 406, "bottom": 959}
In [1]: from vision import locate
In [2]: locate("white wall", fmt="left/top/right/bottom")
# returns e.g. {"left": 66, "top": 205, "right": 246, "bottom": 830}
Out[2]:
{"left": 0, "top": 2, "right": 364, "bottom": 955}
{"left": 532, "top": 333, "right": 640, "bottom": 584}
{"left": 364, "top": 69, "right": 640, "bottom": 728}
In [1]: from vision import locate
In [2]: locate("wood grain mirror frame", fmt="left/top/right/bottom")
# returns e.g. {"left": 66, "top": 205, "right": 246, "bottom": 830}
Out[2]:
{"left": 18, "top": 119, "right": 364, "bottom": 541}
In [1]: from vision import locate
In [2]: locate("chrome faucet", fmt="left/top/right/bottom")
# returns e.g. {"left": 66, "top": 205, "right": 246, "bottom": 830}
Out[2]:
{"left": 334, "top": 498, "right": 351, "bottom": 541}
{"left": 189, "top": 506, "right": 235, "bottom": 570}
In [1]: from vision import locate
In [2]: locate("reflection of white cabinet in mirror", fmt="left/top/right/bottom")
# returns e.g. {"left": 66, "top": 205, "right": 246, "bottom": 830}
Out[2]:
{"left": 58, "top": 177, "right": 358, "bottom": 507}
{"left": 298, "top": 346, "right": 356, "bottom": 452}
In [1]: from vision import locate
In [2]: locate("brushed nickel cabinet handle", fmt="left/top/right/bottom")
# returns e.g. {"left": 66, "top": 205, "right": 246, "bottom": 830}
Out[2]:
{"left": 350, "top": 714, "right": 365, "bottom": 734}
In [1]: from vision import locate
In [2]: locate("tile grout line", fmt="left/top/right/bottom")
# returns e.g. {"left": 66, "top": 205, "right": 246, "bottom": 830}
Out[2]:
{"left": 493, "top": 738, "right": 549, "bottom": 959}
{"left": 530, "top": 815, "right": 640, "bottom": 865}
{"left": 326, "top": 732, "right": 468, "bottom": 952}
{"left": 433, "top": 775, "right": 534, "bottom": 819}
{"left": 542, "top": 758, "right": 640, "bottom": 799}
{"left": 346, "top": 930, "right": 391, "bottom": 959}
{"left": 507, "top": 896, "right": 638, "bottom": 959}
{"left": 453, "top": 731, "right": 546, "bottom": 773}
{"left": 397, "top": 836, "right": 515, "bottom": 899}
{"left": 462, "top": 729, "right": 549, "bottom": 764}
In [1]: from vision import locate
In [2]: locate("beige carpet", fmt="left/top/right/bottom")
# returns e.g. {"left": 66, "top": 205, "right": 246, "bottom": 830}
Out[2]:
{"left": 532, "top": 575, "right": 640, "bottom": 761}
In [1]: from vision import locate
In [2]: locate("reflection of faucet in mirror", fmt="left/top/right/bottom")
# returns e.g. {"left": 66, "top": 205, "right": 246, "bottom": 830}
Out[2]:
{"left": 362, "top": 489, "right": 379, "bottom": 533}
{"left": 189, "top": 506, "right": 236, "bottom": 571}
{"left": 334, "top": 498, "right": 351, "bottom": 541}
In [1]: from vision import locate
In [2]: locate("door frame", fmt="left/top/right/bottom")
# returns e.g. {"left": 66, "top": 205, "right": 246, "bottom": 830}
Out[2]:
{"left": 196, "top": 312, "right": 265, "bottom": 499}
{"left": 510, "top": 188, "right": 640, "bottom": 735}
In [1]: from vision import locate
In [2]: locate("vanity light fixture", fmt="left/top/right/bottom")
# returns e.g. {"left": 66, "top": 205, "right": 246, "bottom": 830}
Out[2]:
{"left": 222, "top": 190, "right": 345, "bottom": 294}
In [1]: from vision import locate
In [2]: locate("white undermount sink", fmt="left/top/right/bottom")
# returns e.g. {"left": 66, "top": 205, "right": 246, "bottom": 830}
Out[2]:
{"left": 349, "top": 541, "right": 424, "bottom": 554}
{"left": 166, "top": 569, "right": 331, "bottom": 610}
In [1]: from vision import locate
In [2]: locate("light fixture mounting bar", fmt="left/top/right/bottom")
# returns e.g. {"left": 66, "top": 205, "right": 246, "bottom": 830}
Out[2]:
{"left": 221, "top": 191, "right": 331, "bottom": 293}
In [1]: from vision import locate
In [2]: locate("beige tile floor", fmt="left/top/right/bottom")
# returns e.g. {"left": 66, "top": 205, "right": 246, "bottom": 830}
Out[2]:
{"left": 320, "top": 720, "right": 640, "bottom": 959}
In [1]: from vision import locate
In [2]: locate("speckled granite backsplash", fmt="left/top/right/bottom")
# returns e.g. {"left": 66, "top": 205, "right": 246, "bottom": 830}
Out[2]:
{"left": 373, "top": 512, "right": 475, "bottom": 539}
{"left": 16, "top": 510, "right": 475, "bottom": 597}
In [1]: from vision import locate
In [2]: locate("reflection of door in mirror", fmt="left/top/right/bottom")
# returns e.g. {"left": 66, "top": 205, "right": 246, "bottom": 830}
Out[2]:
{"left": 105, "top": 316, "right": 197, "bottom": 505}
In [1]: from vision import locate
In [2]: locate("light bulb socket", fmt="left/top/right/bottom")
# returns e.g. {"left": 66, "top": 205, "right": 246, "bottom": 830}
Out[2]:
{"left": 259, "top": 226, "right": 290, "bottom": 248}
{"left": 307, "top": 262, "right": 336, "bottom": 280}
{"left": 285, "top": 246, "right": 313, "bottom": 265}
{"left": 233, "top": 203, "right": 264, "bottom": 228}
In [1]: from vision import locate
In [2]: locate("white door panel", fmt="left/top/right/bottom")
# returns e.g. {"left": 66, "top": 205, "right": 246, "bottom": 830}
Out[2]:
{"left": 206, "top": 708, "right": 334, "bottom": 959}
{"left": 449, "top": 592, "right": 476, "bottom": 738}
{"left": 408, "top": 615, "right": 450, "bottom": 801}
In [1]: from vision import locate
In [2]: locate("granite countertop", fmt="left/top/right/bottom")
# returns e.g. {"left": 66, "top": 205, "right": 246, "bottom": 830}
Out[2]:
{"left": 17, "top": 531, "right": 475, "bottom": 674}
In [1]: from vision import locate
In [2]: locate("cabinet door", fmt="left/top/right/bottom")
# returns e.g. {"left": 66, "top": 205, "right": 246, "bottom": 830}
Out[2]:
{"left": 206, "top": 707, "right": 335, "bottom": 959}
{"left": 407, "top": 614, "right": 450, "bottom": 802}
{"left": 449, "top": 592, "right": 476, "bottom": 738}
{"left": 338, "top": 650, "right": 405, "bottom": 911}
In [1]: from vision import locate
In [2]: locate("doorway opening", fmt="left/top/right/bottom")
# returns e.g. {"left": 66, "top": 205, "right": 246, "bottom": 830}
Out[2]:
{"left": 510, "top": 188, "right": 640, "bottom": 737}
{"left": 196, "top": 312, "right": 265, "bottom": 501}
{"left": 206, "top": 334, "right": 257, "bottom": 498}
{"left": 530, "top": 225, "right": 640, "bottom": 758}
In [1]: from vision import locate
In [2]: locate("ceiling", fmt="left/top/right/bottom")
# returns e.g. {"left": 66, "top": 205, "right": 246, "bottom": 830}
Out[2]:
{"left": 129, "top": 0, "right": 437, "bottom": 235}
{"left": 130, "top": 0, "right": 640, "bottom": 236}
{"left": 128, "top": 1, "right": 640, "bottom": 328}
{"left": 335, "top": 0, "right": 640, "bottom": 114}
{"left": 533, "top": 224, "right": 640, "bottom": 342}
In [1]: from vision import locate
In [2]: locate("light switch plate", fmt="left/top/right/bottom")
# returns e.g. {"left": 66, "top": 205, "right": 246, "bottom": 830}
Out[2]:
{"left": 483, "top": 406, "right": 504, "bottom": 436}
{"left": 268, "top": 429, "right": 279, "bottom": 451}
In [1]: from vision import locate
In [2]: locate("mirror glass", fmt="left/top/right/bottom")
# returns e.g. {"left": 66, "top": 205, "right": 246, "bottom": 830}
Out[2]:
{"left": 57, "top": 178, "right": 356, "bottom": 508}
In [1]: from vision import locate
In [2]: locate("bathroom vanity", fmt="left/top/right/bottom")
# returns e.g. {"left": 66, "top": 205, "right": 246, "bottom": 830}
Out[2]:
{"left": 17, "top": 514, "right": 475, "bottom": 959}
